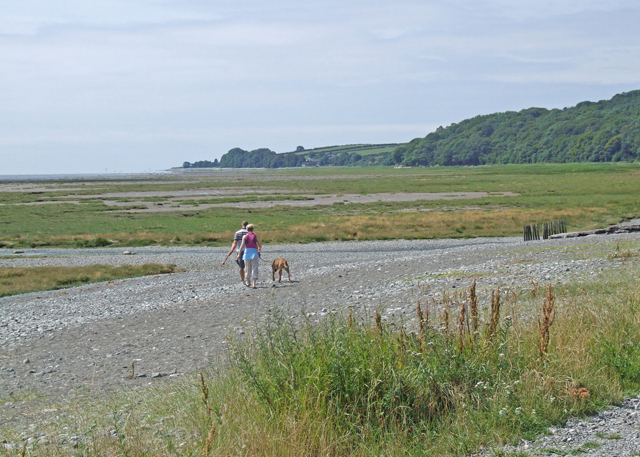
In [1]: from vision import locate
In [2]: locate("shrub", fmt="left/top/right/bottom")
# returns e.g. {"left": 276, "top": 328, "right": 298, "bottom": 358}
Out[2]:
{"left": 55, "top": 275, "right": 91, "bottom": 286}
{"left": 94, "top": 237, "right": 111, "bottom": 247}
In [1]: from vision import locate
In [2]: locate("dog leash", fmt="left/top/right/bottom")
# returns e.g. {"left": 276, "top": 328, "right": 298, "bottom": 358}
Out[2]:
{"left": 223, "top": 252, "right": 278, "bottom": 263}
{"left": 223, "top": 255, "right": 273, "bottom": 263}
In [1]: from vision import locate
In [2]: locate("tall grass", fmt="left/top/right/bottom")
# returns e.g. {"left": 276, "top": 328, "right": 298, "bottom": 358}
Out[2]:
{"left": 4, "top": 267, "right": 640, "bottom": 456}
{"left": 213, "top": 273, "right": 640, "bottom": 455}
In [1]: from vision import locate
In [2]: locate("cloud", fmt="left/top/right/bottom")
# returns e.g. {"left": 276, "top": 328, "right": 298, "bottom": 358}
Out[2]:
{"left": 1, "top": 0, "right": 639, "bottom": 173}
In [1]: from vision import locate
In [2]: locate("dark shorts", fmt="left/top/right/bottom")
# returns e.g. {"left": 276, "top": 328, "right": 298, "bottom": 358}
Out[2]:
{"left": 235, "top": 250, "right": 245, "bottom": 269}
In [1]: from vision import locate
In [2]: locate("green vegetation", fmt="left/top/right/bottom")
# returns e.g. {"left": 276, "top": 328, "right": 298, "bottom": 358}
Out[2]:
{"left": 392, "top": 90, "right": 640, "bottom": 166}
{"left": 291, "top": 143, "right": 403, "bottom": 157}
{"left": 218, "top": 148, "right": 305, "bottom": 168}
{"left": 1, "top": 163, "right": 639, "bottom": 248}
{"left": 5, "top": 266, "right": 640, "bottom": 455}
{"left": 293, "top": 143, "right": 403, "bottom": 166}
{"left": 582, "top": 441, "right": 602, "bottom": 449}
{"left": 0, "top": 264, "right": 176, "bottom": 297}
{"left": 185, "top": 143, "right": 402, "bottom": 169}
{"left": 183, "top": 159, "right": 219, "bottom": 168}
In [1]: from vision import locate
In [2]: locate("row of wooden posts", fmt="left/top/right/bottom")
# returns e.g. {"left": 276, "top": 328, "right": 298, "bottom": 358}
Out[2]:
{"left": 523, "top": 220, "right": 567, "bottom": 241}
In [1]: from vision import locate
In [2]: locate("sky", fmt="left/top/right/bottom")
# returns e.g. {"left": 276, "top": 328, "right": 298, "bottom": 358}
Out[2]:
{"left": 1, "top": 0, "right": 640, "bottom": 174}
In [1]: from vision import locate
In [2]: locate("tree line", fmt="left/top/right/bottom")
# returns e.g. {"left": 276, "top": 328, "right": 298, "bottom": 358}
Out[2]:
{"left": 183, "top": 147, "right": 387, "bottom": 169}
{"left": 389, "top": 90, "right": 640, "bottom": 166}
{"left": 182, "top": 159, "right": 219, "bottom": 168}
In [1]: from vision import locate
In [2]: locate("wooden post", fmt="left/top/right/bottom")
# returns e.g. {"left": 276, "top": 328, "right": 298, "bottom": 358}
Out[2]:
{"left": 526, "top": 220, "right": 567, "bottom": 241}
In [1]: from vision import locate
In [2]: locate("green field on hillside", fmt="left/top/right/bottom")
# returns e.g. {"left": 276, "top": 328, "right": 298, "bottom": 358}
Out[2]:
{"left": 291, "top": 143, "right": 404, "bottom": 157}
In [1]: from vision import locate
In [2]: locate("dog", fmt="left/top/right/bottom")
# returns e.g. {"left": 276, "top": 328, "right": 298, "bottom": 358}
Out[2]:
{"left": 271, "top": 258, "right": 291, "bottom": 283}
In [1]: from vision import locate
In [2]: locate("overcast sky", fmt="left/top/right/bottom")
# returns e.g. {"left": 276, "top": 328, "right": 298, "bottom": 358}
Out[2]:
{"left": 1, "top": 0, "right": 639, "bottom": 174}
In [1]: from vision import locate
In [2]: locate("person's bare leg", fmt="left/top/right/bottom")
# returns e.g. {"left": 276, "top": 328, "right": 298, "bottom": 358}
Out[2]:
{"left": 239, "top": 268, "right": 245, "bottom": 283}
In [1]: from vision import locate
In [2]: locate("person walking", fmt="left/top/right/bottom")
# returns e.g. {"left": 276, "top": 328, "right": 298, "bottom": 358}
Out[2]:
{"left": 222, "top": 220, "right": 249, "bottom": 283}
{"left": 236, "top": 224, "right": 262, "bottom": 288}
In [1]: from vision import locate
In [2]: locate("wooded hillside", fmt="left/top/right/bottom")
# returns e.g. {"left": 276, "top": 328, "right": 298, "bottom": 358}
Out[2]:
{"left": 391, "top": 90, "right": 640, "bottom": 166}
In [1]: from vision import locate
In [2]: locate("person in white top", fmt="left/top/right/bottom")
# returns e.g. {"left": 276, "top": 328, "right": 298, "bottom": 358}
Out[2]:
{"left": 222, "top": 220, "right": 249, "bottom": 283}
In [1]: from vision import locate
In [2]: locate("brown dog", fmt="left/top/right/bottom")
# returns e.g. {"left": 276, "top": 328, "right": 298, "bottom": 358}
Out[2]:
{"left": 271, "top": 258, "right": 291, "bottom": 282}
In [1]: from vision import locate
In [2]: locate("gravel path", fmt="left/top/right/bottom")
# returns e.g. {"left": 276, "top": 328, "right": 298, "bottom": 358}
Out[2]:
{"left": 480, "top": 394, "right": 640, "bottom": 456}
{"left": 2, "top": 233, "right": 640, "bottom": 453}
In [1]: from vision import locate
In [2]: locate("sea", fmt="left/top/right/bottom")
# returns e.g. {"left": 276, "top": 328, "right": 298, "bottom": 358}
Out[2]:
{"left": 0, "top": 171, "right": 172, "bottom": 183}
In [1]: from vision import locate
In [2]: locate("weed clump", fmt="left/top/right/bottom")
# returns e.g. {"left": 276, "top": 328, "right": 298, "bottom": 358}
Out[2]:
{"left": 230, "top": 307, "right": 461, "bottom": 435}
{"left": 74, "top": 237, "right": 112, "bottom": 247}
{"left": 223, "top": 282, "right": 574, "bottom": 454}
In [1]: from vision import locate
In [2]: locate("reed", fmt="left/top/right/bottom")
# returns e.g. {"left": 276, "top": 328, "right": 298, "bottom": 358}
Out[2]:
{"left": 487, "top": 287, "right": 501, "bottom": 343}
{"left": 442, "top": 306, "right": 450, "bottom": 332}
{"left": 538, "top": 285, "right": 556, "bottom": 358}
{"left": 469, "top": 279, "right": 479, "bottom": 339}
{"left": 458, "top": 300, "right": 467, "bottom": 351}
{"left": 417, "top": 300, "right": 426, "bottom": 345}
{"left": 203, "top": 423, "right": 216, "bottom": 457}
{"left": 199, "top": 372, "right": 212, "bottom": 425}
{"left": 374, "top": 310, "right": 382, "bottom": 333}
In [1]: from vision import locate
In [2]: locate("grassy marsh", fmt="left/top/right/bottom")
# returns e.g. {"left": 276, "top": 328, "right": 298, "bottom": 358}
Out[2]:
{"left": 1, "top": 163, "right": 639, "bottom": 248}
{"left": 0, "top": 264, "right": 176, "bottom": 298}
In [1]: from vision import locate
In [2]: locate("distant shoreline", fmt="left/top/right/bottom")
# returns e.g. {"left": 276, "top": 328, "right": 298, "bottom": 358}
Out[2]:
{"left": 0, "top": 171, "right": 171, "bottom": 183}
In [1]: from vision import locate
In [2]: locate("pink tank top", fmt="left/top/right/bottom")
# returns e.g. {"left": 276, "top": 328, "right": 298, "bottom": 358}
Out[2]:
{"left": 245, "top": 232, "right": 258, "bottom": 249}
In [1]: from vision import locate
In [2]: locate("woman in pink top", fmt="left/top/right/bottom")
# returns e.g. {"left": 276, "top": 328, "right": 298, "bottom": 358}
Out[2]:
{"left": 236, "top": 224, "right": 262, "bottom": 288}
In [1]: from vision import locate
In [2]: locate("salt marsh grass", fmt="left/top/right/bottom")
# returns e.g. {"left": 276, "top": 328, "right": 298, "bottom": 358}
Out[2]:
{"left": 1, "top": 163, "right": 639, "bottom": 247}
{"left": 282, "top": 207, "right": 601, "bottom": 242}
{"left": 0, "top": 264, "right": 176, "bottom": 298}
